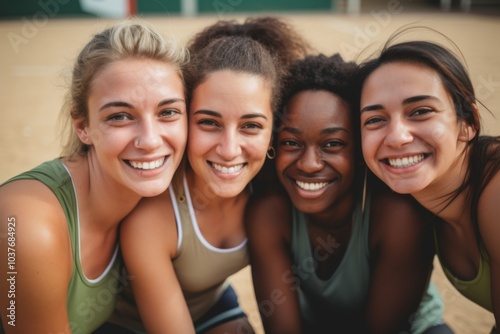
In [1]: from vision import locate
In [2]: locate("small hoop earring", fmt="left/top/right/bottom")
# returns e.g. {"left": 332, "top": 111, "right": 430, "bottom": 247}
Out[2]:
{"left": 135, "top": 138, "right": 141, "bottom": 146}
{"left": 266, "top": 147, "right": 276, "bottom": 160}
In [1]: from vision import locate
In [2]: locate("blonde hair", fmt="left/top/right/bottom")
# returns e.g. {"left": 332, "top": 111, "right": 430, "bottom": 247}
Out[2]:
{"left": 59, "top": 18, "right": 189, "bottom": 158}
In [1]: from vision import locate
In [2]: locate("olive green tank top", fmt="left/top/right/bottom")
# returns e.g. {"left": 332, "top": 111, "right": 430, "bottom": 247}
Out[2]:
{"left": 434, "top": 227, "right": 492, "bottom": 311}
{"left": 0, "top": 159, "right": 121, "bottom": 334}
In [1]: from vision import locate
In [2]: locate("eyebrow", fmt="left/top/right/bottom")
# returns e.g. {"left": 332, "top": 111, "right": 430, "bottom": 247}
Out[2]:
{"left": 193, "top": 109, "right": 268, "bottom": 120}
{"left": 321, "top": 127, "right": 349, "bottom": 135}
{"left": 99, "top": 98, "right": 185, "bottom": 112}
{"left": 280, "top": 126, "right": 348, "bottom": 135}
{"left": 360, "top": 95, "right": 439, "bottom": 113}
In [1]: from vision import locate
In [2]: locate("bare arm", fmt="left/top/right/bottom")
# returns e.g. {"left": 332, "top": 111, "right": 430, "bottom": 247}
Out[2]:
{"left": 245, "top": 192, "right": 301, "bottom": 334}
{"left": 0, "top": 180, "right": 72, "bottom": 334}
{"left": 366, "top": 192, "right": 435, "bottom": 334}
{"left": 478, "top": 170, "right": 500, "bottom": 325}
{"left": 120, "top": 190, "right": 195, "bottom": 334}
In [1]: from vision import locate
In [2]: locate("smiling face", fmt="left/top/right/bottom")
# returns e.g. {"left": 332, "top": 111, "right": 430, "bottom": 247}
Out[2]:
{"left": 360, "top": 61, "right": 474, "bottom": 196}
{"left": 276, "top": 90, "right": 355, "bottom": 215}
{"left": 77, "top": 57, "right": 187, "bottom": 197}
{"left": 187, "top": 70, "right": 273, "bottom": 198}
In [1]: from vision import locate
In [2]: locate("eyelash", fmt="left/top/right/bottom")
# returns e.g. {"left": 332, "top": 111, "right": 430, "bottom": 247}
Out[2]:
{"left": 196, "top": 120, "right": 264, "bottom": 131}
{"left": 159, "top": 109, "right": 181, "bottom": 118}
{"left": 411, "top": 107, "right": 433, "bottom": 116}
{"left": 325, "top": 140, "right": 344, "bottom": 148}
{"left": 106, "top": 113, "right": 132, "bottom": 122}
{"left": 242, "top": 122, "right": 263, "bottom": 129}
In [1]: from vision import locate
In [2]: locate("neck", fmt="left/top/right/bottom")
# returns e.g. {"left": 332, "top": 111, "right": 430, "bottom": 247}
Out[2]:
{"left": 185, "top": 168, "right": 249, "bottom": 212}
{"left": 413, "top": 156, "right": 470, "bottom": 228}
{"left": 307, "top": 191, "right": 355, "bottom": 231}
{"left": 63, "top": 155, "right": 142, "bottom": 233}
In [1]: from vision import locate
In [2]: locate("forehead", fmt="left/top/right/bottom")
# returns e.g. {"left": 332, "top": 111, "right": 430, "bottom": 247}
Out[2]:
{"left": 365, "top": 61, "right": 443, "bottom": 89}
{"left": 90, "top": 58, "right": 182, "bottom": 94}
{"left": 361, "top": 61, "right": 449, "bottom": 102}
{"left": 283, "top": 90, "right": 351, "bottom": 125}
{"left": 190, "top": 69, "right": 273, "bottom": 117}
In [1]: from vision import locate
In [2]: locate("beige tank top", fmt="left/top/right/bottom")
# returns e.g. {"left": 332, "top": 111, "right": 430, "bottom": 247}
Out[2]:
{"left": 170, "top": 171, "right": 249, "bottom": 321}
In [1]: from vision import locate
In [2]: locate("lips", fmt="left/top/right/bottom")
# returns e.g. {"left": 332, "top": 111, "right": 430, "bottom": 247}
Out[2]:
{"left": 386, "top": 154, "right": 426, "bottom": 168}
{"left": 295, "top": 180, "right": 329, "bottom": 191}
{"left": 127, "top": 157, "right": 165, "bottom": 170}
{"left": 210, "top": 162, "right": 245, "bottom": 174}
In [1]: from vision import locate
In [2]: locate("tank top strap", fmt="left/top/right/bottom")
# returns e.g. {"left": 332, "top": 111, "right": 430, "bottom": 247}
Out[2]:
{"left": 170, "top": 170, "right": 196, "bottom": 255}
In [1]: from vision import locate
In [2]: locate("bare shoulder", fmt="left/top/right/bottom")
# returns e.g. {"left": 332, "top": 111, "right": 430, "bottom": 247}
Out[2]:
{"left": 120, "top": 188, "right": 177, "bottom": 256}
{"left": 478, "top": 169, "right": 500, "bottom": 248}
{"left": 370, "top": 190, "right": 426, "bottom": 228}
{"left": 0, "top": 179, "right": 73, "bottom": 329}
{"left": 369, "top": 190, "right": 432, "bottom": 251}
{"left": 478, "top": 168, "right": 500, "bottom": 216}
{"left": 0, "top": 179, "right": 71, "bottom": 257}
{"left": 245, "top": 190, "right": 292, "bottom": 236}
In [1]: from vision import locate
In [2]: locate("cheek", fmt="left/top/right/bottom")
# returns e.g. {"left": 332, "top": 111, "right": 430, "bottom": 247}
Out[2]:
{"left": 429, "top": 123, "right": 455, "bottom": 144}
{"left": 168, "top": 122, "right": 188, "bottom": 145}
{"left": 245, "top": 134, "right": 271, "bottom": 157}
{"left": 187, "top": 128, "right": 207, "bottom": 153}
{"left": 275, "top": 156, "right": 287, "bottom": 175}
{"left": 361, "top": 136, "right": 375, "bottom": 158}
{"left": 93, "top": 129, "right": 129, "bottom": 151}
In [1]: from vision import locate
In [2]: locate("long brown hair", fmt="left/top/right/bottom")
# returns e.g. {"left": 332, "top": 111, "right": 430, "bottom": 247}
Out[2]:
{"left": 355, "top": 28, "right": 500, "bottom": 254}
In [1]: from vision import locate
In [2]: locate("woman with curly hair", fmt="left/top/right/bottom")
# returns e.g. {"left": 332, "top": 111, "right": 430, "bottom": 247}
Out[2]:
{"left": 246, "top": 53, "right": 453, "bottom": 334}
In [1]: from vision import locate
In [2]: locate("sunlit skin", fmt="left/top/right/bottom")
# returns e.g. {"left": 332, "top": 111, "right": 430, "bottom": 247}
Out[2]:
{"left": 276, "top": 90, "right": 355, "bottom": 220}
{"left": 187, "top": 70, "right": 273, "bottom": 199}
{"left": 360, "top": 60, "right": 500, "bottom": 328}
{"left": 117, "top": 70, "right": 274, "bottom": 334}
{"left": 360, "top": 61, "right": 474, "bottom": 204}
{"left": 79, "top": 58, "right": 187, "bottom": 198}
{"left": 247, "top": 86, "right": 438, "bottom": 334}
{"left": 0, "top": 57, "right": 188, "bottom": 334}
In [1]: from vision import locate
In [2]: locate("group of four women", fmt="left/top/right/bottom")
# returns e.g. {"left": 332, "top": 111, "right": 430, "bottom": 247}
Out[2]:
{"left": 0, "top": 14, "right": 498, "bottom": 334}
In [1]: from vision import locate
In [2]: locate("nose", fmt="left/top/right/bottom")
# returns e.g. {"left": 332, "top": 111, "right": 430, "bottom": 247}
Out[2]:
{"left": 215, "top": 129, "right": 242, "bottom": 161}
{"left": 296, "top": 146, "right": 323, "bottom": 174}
{"left": 134, "top": 118, "right": 162, "bottom": 151}
{"left": 384, "top": 119, "right": 414, "bottom": 148}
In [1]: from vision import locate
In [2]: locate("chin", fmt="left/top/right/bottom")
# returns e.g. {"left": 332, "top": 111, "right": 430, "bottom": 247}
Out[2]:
{"left": 138, "top": 181, "right": 171, "bottom": 197}
{"left": 214, "top": 184, "right": 247, "bottom": 199}
{"left": 386, "top": 181, "right": 422, "bottom": 195}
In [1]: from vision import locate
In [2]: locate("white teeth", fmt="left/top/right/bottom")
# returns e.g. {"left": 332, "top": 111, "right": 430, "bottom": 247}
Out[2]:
{"left": 295, "top": 180, "right": 328, "bottom": 191}
{"left": 388, "top": 154, "right": 424, "bottom": 168}
{"left": 212, "top": 162, "right": 244, "bottom": 174}
{"left": 129, "top": 157, "right": 165, "bottom": 170}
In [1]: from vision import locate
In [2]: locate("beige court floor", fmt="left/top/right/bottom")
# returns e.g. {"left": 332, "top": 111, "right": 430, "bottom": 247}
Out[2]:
{"left": 0, "top": 9, "right": 499, "bottom": 334}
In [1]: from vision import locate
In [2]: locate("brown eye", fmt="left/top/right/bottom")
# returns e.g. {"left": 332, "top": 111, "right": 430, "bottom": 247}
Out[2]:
{"left": 325, "top": 140, "right": 343, "bottom": 148}
{"left": 159, "top": 109, "right": 180, "bottom": 118}
{"left": 411, "top": 108, "right": 433, "bottom": 116}
{"left": 107, "top": 113, "right": 132, "bottom": 122}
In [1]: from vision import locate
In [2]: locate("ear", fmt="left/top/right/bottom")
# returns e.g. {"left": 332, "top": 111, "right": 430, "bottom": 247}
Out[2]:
{"left": 74, "top": 117, "right": 92, "bottom": 145}
{"left": 457, "top": 103, "right": 478, "bottom": 142}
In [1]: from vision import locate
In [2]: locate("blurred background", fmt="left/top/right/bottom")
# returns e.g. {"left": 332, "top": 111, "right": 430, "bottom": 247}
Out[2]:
{"left": 1, "top": 1, "right": 499, "bottom": 333}
{"left": 2, "top": 0, "right": 500, "bottom": 18}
